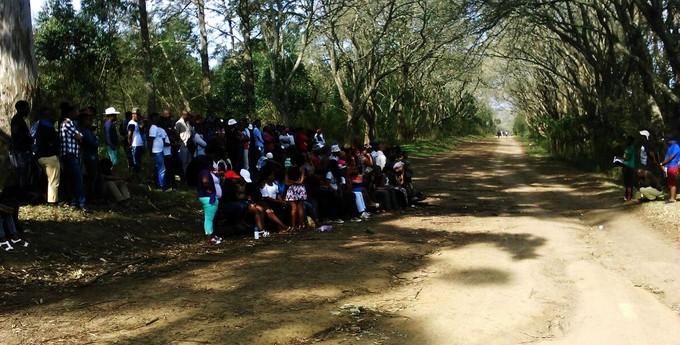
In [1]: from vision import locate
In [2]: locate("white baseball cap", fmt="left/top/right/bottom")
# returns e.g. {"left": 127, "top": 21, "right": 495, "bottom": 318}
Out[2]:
{"left": 239, "top": 168, "right": 252, "bottom": 183}
{"left": 227, "top": 119, "right": 237, "bottom": 126}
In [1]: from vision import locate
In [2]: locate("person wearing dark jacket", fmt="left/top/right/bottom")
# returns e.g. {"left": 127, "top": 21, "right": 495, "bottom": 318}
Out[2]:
{"left": 34, "top": 108, "right": 61, "bottom": 205}
{"left": 10, "top": 100, "right": 33, "bottom": 187}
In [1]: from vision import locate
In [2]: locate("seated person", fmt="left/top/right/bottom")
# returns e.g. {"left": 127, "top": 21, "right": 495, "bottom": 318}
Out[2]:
{"left": 0, "top": 202, "right": 28, "bottom": 252}
{"left": 637, "top": 168, "right": 663, "bottom": 201}
{"left": 220, "top": 170, "right": 268, "bottom": 234}
{"left": 99, "top": 158, "right": 131, "bottom": 204}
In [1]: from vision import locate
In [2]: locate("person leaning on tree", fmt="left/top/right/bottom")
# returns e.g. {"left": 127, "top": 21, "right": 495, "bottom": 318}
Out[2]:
{"left": 10, "top": 100, "right": 33, "bottom": 188}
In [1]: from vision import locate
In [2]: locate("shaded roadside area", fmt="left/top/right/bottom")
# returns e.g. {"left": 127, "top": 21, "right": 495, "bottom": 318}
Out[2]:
{"left": 1, "top": 137, "right": 677, "bottom": 344}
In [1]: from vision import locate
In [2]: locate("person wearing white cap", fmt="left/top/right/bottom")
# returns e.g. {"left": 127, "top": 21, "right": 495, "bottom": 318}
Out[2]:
{"left": 256, "top": 152, "right": 274, "bottom": 171}
{"left": 639, "top": 130, "right": 658, "bottom": 170}
{"left": 103, "top": 107, "right": 120, "bottom": 165}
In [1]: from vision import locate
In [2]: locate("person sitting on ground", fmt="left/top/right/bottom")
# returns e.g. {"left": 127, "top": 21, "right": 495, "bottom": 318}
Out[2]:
{"left": 0, "top": 202, "right": 28, "bottom": 252}
{"left": 99, "top": 158, "right": 131, "bottom": 205}
{"left": 660, "top": 134, "right": 679, "bottom": 203}
{"left": 637, "top": 168, "right": 663, "bottom": 201}
{"left": 242, "top": 169, "right": 289, "bottom": 232}
{"left": 220, "top": 169, "right": 267, "bottom": 235}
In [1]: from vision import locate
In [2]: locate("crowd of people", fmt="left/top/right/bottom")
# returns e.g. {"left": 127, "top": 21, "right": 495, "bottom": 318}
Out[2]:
{"left": 6, "top": 100, "right": 425, "bottom": 248}
{"left": 617, "top": 129, "right": 679, "bottom": 203}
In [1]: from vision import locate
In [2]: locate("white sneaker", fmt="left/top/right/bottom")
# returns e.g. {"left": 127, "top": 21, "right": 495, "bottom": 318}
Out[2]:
{"left": 333, "top": 219, "right": 344, "bottom": 224}
{"left": 351, "top": 218, "right": 362, "bottom": 222}
{"left": 360, "top": 212, "right": 371, "bottom": 219}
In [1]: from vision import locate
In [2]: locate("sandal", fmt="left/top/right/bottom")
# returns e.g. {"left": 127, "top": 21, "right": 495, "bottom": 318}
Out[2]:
{"left": 11, "top": 239, "right": 29, "bottom": 248}
{"left": 0, "top": 241, "right": 14, "bottom": 252}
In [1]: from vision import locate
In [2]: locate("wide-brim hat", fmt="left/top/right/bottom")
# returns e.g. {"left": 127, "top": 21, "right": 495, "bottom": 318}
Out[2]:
{"left": 104, "top": 107, "right": 120, "bottom": 116}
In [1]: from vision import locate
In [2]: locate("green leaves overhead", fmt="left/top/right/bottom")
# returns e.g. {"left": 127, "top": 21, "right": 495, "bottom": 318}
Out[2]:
{"left": 32, "top": 0, "right": 494, "bottom": 141}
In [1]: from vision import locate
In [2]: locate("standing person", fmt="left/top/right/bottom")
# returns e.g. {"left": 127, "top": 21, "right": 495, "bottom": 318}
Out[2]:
{"left": 196, "top": 158, "right": 223, "bottom": 245}
{"left": 252, "top": 119, "right": 264, "bottom": 160}
{"left": 313, "top": 128, "right": 325, "bottom": 148}
{"left": 285, "top": 153, "right": 307, "bottom": 230}
{"left": 175, "top": 109, "right": 193, "bottom": 179}
{"left": 78, "top": 112, "right": 101, "bottom": 200}
{"left": 34, "top": 108, "right": 61, "bottom": 205}
{"left": 160, "top": 108, "right": 180, "bottom": 187}
{"left": 103, "top": 107, "right": 120, "bottom": 166}
{"left": 60, "top": 106, "right": 87, "bottom": 211}
{"left": 127, "top": 108, "right": 145, "bottom": 179}
{"left": 241, "top": 121, "right": 251, "bottom": 170}
{"left": 639, "top": 130, "right": 659, "bottom": 172}
{"left": 148, "top": 113, "right": 169, "bottom": 191}
{"left": 119, "top": 111, "right": 134, "bottom": 171}
{"left": 660, "top": 135, "right": 679, "bottom": 203}
{"left": 10, "top": 100, "right": 33, "bottom": 188}
{"left": 620, "top": 136, "right": 636, "bottom": 201}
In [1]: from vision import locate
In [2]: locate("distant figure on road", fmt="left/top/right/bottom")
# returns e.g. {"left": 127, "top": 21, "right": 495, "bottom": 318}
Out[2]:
{"left": 637, "top": 168, "right": 663, "bottom": 201}
{"left": 619, "top": 136, "right": 636, "bottom": 201}
{"left": 660, "top": 135, "right": 679, "bottom": 203}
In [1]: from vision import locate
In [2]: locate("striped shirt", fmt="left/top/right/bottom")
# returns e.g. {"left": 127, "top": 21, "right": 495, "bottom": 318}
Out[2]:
{"left": 60, "top": 118, "right": 82, "bottom": 157}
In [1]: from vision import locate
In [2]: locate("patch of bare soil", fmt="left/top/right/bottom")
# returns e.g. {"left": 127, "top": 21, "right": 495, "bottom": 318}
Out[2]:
{"left": 1, "top": 138, "right": 679, "bottom": 344}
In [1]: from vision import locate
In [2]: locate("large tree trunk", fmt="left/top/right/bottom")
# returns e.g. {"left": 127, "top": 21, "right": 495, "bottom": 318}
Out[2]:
{"left": 0, "top": 0, "right": 38, "bottom": 182}
{"left": 194, "top": 0, "right": 211, "bottom": 110}
{"left": 238, "top": 0, "right": 256, "bottom": 117}
{"left": 138, "top": 0, "right": 157, "bottom": 114}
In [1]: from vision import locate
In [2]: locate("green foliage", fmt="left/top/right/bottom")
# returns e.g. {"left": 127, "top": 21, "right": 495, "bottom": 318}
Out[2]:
{"left": 30, "top": 0, "right": 495, "bottom": 145}
{"left": 34, "top": 0, "right": 116, "bottom": 108}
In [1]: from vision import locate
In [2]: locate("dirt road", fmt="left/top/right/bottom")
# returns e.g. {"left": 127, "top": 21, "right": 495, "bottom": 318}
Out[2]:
{"left": 2, "top": 138, "right": 680, "bottom": 344}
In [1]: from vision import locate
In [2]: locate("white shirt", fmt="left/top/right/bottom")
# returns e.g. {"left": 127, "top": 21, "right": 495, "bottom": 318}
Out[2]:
{"left": 260, "top": 182, "right": 279, "bottom": 199}
{"left": 326, "top": 172, "right": 345, "bottom": 191}
{"left": 375, "top": 151, "right": 386, "bottom": 169}
{"left": 149, "top": 125, "right": 167, "bottom": 154}
{"left": 128, "top": 120, "right": 144, "bottom": 147}
{"left": 212, "top": 172, "right": 222, "bottom": 199}
{"left": 640, "top": 145, "right": 648, "bottom": 165}
{"left": 175, "top": 118, "right": 193, "bottom": 146}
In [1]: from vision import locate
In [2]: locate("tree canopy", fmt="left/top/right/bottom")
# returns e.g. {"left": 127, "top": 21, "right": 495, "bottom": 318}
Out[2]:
{"left": 27, "top": 0, "right": 494, "bottom": 144}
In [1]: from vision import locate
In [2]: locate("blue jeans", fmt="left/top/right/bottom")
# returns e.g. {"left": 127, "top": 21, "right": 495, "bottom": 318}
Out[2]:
{"left": 152, "top": 152, "right": 166, "bottom": 190}
{"left": 64, "top": 154, "right": 86, "bottom": 206}
{"left": 131, "top": 146, "right": 144, "bottom": 172}
{"left": 0, "top": 214, "right": 17, "bottom": 239}
{"left": 14, "top": 151, "right": 33, "bottom": 188}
